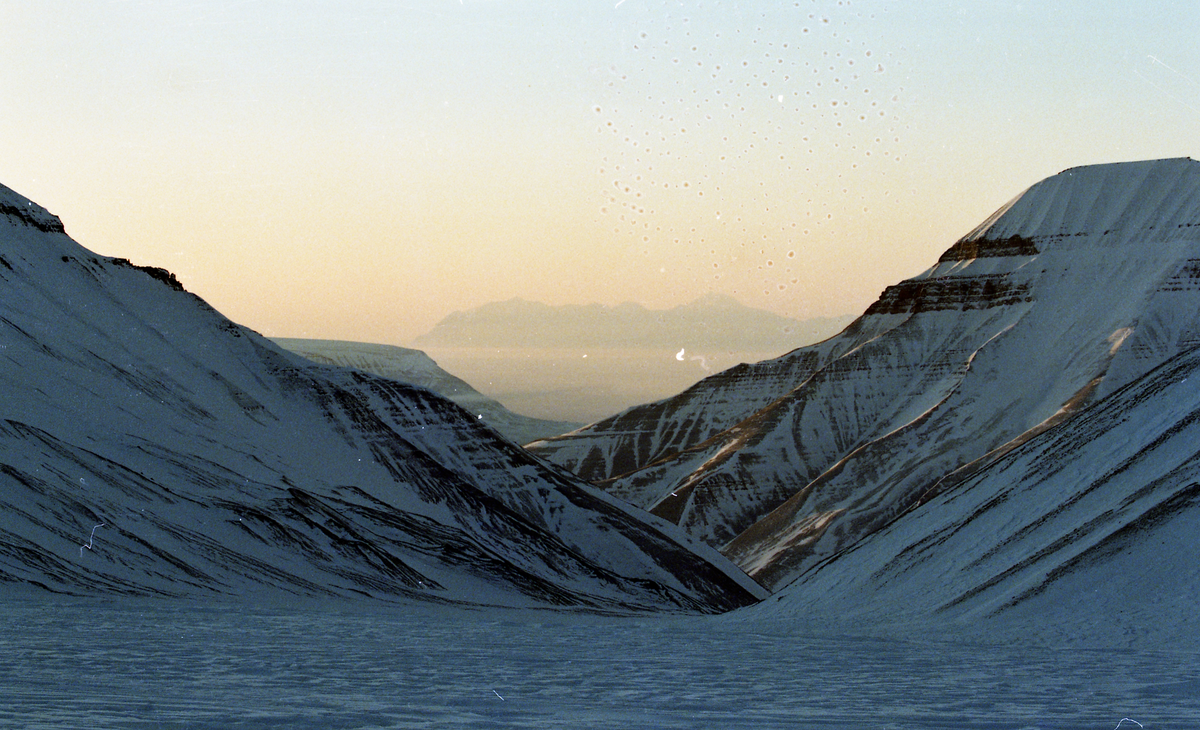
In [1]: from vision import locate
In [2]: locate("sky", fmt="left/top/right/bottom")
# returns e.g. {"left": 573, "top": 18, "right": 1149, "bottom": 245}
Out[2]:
{"left": 3, "top": 0, "right": 1199, "bottom": 345}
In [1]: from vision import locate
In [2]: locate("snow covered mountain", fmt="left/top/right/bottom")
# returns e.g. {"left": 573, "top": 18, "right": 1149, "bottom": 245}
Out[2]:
{"left": 0, "top": 181, "right": 766, "bottom": 612}
{"left": 271, "top": 338, "right": 580, "bottom": 444}
{"left": 529, "top": 157, "right": 1200, "bottom": 594}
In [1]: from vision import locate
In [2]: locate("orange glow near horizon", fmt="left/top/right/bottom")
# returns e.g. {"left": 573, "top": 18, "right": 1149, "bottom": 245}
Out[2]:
{"left": 2, "top": 1, "right": 1198, "bottom": 344}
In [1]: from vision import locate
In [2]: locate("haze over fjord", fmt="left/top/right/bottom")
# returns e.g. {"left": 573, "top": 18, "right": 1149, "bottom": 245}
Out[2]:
{"left": 411, "top": 294, "right": 853, "bottom": 423}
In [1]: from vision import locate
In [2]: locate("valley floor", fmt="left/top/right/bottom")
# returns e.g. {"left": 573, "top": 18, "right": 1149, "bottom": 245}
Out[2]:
{"left": 2, "top": 595, "right": 1196, "bottom": 729}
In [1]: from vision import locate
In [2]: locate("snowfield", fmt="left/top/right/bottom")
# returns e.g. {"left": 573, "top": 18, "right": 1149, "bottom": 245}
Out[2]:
{"left": 2, "top": 595, "right": 1197, "bottom": 730}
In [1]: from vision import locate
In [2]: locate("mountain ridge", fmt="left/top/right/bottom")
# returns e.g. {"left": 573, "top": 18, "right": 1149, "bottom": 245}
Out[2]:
{"left": 752, "top": 341, "right": 1200, "bottom": 646}
{"left": 0, "top": 180, "right": 766, "bottom": 611}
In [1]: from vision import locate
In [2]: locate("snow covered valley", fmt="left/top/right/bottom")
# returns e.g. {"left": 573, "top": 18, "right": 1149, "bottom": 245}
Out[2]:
{"left": 3, "top": 595, "right": 1198, "bottom": 729}
{"left": 7, "top": 160, "right": 1200, "bottom": 728}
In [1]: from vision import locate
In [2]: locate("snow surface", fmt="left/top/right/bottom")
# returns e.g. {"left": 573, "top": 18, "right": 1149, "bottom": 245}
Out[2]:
{"left": 4, "top": 595, "right": 1197, "bottom": 729}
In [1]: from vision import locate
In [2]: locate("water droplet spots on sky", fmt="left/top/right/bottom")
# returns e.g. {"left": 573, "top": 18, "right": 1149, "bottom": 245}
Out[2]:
{"left": 592, "top": 1, "right": 907, "bottom": 304}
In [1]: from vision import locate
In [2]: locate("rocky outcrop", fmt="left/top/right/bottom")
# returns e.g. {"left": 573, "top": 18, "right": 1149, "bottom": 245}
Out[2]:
{"left": 936, "top": 234, "right": 1038, "bottom": 262}
{"left": 863, "top": 275, "right": 1031, "bottom": 315}
{"left": 0, "top": 192, "right": 64, "bottom": 233}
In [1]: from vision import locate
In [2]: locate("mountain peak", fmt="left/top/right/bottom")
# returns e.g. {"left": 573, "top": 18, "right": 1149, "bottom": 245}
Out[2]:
{"left": 532, "top": 156, "right": 1200, "bottom": 603}
{"left": 0, "top": 179, "right": 765, "bottom": 611}
{"left": 960, "top": 157, "right": 1200, "bottom": 244}
{"left": 0, "top": 182, "right": 65, "bottom": 234}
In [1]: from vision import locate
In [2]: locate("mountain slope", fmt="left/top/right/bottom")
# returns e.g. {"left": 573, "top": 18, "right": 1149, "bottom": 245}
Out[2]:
{"left": 271, "top": 338, "right": 580, "bottom": 444}
{"left": 753, "top": 343, "right": 1200, "bottom": 646}
{"left": 529, "top": 157, "right": 1200, "bottom": 590}
{"left": 0, "top": 181, "right": 766, "bottom": 611}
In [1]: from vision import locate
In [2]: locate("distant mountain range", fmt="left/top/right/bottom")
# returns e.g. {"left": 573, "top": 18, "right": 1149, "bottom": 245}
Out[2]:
{"left": 531, "top": 157, "right": 1200, "bottom": 641}
{"left": 413, "top": 293, "right": 854, "bottom": 351}
{"left": 271, "top": 338, "right": 581, "bottom": 444}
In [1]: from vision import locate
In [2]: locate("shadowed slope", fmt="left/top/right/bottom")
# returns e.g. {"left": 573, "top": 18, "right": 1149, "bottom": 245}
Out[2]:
{"left": 0, "top": 181, "right": 766, "bottom": 611}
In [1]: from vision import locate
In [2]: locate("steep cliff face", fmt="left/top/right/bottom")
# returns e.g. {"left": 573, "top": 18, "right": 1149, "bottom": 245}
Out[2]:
{"left": 0, "top": 182, "right": 766, "bottom": 611}
{"left": 529, "top": 158, "right": 1200, "bottom": 590}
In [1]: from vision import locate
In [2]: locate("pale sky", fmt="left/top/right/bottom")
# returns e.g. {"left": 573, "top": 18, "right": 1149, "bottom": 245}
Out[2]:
{"left": 3, "top": 1, "right": 1198, "bottom": 344}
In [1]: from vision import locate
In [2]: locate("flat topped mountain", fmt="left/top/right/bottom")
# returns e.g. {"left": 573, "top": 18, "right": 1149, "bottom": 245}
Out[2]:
{"left": 960, "top": 156, "right": 1200, "bottom": 241}
{"left": 530, "top": 157, "right": 1200, "bottom": 602}
{"left": 0, "top": 180, "right": 766, "bottom": 611}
